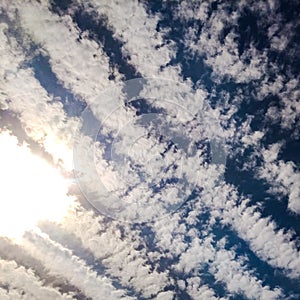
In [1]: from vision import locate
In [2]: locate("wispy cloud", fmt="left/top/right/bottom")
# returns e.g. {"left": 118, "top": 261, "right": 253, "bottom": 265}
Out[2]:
{"left": 0, "top": 258, "right": 73, "bottom": 299}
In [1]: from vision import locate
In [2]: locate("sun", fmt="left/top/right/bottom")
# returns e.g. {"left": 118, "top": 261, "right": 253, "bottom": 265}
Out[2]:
{"left": 0, "top": 131, "right": 74, "bottom": 240}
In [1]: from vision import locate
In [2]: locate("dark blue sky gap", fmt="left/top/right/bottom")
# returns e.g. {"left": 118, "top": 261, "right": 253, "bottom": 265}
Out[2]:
{"left": 144, "top": 0, "right": 300, "bottom": 153}
{"left": 177, "top": 207, "right": 229, "bottom": 298}
{"left": 50, "top": 0, "right": 166, "bottom": 116}
{"left": 50, "top": 0, "right": 139, "bottom": 80}
{"left": 143, "top": 0, "right": 215, "bottom": 92}
{"left": 180, "top": 203, "right": 299, "bottom": 298}
{"left": 142, "top": 1, "right": 300, "bottom": 298}
{"left": 28, "top": 54, "right": 87, "bottom": 117}
{"left": 225, "top": 153, "right": 300, "bottom": 237}
{"left": 271, "top": 0, "right": 300, "bottom": 77}
{"left": 212, "top": 220, "right": 300, "bottom": 298}
{"left": 143, "top": 0, "right": 300, "bottom": 244}
{"left": 2, "top": 12, "right": 87, "bottom": 119}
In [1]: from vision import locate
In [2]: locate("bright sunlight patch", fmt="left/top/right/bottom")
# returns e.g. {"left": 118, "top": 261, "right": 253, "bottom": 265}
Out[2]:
{"left": 0, "top": 131, "right": 74, "bottom": 239}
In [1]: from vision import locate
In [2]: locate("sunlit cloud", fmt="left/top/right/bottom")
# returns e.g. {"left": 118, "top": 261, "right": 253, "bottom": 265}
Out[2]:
{"left": 0, "top": 131, "right": 74, "bottom": 240}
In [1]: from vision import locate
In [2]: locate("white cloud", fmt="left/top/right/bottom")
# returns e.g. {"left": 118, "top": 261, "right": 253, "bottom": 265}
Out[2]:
{"left": 0, "top": 1, "right": 299, "bottom": 299}
{"left": 268, "top": 21, "right": 298, "bottom": 52}
{"left": 61, "top": 209, "right": 171, "bottom": 298}
{"left": 63, "top": 0, "right": 298, "bottom": 295}
{"left": 174, "top": 233, "right": 282, "bottom": 299}
{"left": 3, "top": 0, "right": 201, "bottom": 225}
{"left": 258, "top": 143, "right": 300, "bottom": 214}
{"left": 241, "top": 130, "right": 264, "bottom": 148}
{"left": 0, "top": 287, "right": 28, "bottom": 300}
{"left": 8, "top": 0, "right": 116, "bottom": 100}
{"left": 186, "top": 277, "right": 220, "bottom": 300}
{"left": 208, "top": 185, "right": 300, "bottom": 278}
{"left": 211, "top": 248, "right": 282, "bottom": 300}
{"left": 156, "top": 290, "right": 174, "bottom": 300}
{"left": 180, "top": 2, "right": 268, "bottom": 83}
{"left": 21, "top": 229, "right": 134, "bottom": 300}
{"left": 78, "top": 0, "right": 176, "bottom": 77}
{"left": 175, "top": 1, "right": 210, "bottom": 23}
{"left": 0, "top": 258, "right": 73, "bottom": 299}
{"left": 0, "top": 20, "right": 78, "bottom": 171}
{"left": 255, "top": 74, "right": 300, "bottom": 134}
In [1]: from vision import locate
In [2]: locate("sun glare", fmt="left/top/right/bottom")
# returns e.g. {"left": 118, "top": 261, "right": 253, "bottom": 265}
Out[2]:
{"left": 0, "top": 131, "right": 74, "bottom": 239}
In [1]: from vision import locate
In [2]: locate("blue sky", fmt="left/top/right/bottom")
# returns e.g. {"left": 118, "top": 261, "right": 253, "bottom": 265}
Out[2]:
{"left": 0, "top": 0, "right": 299, "bottom": 299}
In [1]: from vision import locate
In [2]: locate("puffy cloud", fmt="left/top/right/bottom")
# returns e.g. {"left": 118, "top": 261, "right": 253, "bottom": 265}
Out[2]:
{"left": 77, "top": 0, "right": 176, "bottom": 77}
{"left": 180, "top": 2, "right": 267, "bottom": 83}
{"left": 61, "top": 209, "right": 171, "bottom": 298}
{"left": 258, "top": 143, "right": 300, "bottom": 214}
{"left": 186, "top": 277, "right": 220, "bottom": 300}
